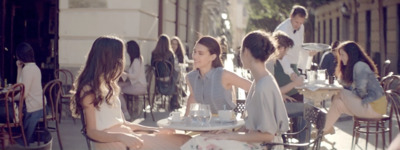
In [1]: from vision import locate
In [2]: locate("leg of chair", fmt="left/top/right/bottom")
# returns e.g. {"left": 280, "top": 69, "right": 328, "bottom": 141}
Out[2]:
{"left": 381, "top": 121, "right": 386, "bottom": 149}
{"left": 351, "top": 120, "right": 357, "bottom": 150}
{"left": 143, "top": 95, "right": 147, "bottom": 119}
{"left": 375, "top": 122, "right": 379, "bottom": 150}
{"left": 55, "top": 121, "right": 63, "bottom": 150}
{"left": 366, "top": 121, "right": 370, "bottom": 150}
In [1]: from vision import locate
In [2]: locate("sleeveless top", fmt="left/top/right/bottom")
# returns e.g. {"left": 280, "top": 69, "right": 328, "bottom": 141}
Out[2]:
{"left": 95, "top": 96, "right": 124, "bottom": 131}
{"left": 187, "top": 67, "right": 233, "bottom": 114}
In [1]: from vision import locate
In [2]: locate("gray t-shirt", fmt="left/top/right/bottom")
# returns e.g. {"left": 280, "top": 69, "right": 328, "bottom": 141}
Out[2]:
{"left": 244, "top": 75, "right": 289, "bottom": 135}
{"left": 187, "top": 67, "right": 234, "bottom": 114}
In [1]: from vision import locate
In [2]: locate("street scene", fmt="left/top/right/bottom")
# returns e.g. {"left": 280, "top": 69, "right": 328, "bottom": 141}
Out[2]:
{"left": 0, "top": 0, "right": 400, "bottom": 149}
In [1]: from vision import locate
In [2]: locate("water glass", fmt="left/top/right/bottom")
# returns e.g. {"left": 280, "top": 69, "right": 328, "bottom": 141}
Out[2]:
{"left": 189, "top": 103, "right": 200, "bottom": 125}
{"left": 198, "top": 104, "right": 211, "bottom": 126}
{"left": 317, "top": 69, "right": 326, "bottom": 81}
{"left": 307, "top": 70, "right": 316, "bottom": 83}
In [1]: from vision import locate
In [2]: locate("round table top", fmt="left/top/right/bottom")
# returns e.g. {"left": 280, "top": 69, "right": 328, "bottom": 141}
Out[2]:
{"left": 157, "top": 117, "right": 245, "bottom": 131}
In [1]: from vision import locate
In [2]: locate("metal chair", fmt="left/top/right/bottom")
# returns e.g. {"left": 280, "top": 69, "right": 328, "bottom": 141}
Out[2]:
{"left": 54, "top": 69, "right": 75, "bottom": 123}
{"left": 0, "top": 83, "right": 27, "bottom": 148}
{"left": 233, "top": 99, "right": 246, "bottom": 116}
{"left": 152, "top": 59, "right": 177, "bottom": 111}
{"left": 351, "top": 75, "right": 400, "bottom": 150}
{"left": 261, "top": 104, "right": 327, "bottom": 150}
{"left": 124, "top": 65, "right": 155, "bottom": 121}
{"left": 36, "top": 80, "right": 63, "bottom": 150}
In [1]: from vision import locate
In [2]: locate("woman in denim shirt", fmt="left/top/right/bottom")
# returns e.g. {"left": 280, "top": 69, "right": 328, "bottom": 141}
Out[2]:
{"left": 323, "top": 41, "right": 386, "bottom": 135}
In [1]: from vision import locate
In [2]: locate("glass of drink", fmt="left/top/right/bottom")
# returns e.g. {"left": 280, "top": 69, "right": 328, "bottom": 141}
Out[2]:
{"left": 189, "top": 103, "right": 200, "bottom": 125}
{"left": 317, "top": 69, "right": 326, "bottom": 81}
{"left": 198, "top": 104, "right": 212, "bottom": 126}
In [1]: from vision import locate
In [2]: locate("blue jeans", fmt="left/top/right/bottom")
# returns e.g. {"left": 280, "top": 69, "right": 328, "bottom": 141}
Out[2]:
{"left": 23, "top": 108, "right": 43, "bottom": 143}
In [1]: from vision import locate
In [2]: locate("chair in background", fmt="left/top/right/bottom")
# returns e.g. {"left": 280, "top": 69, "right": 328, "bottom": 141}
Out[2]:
{"left": 0, "top": 83, "right": 27, "bottom": 148}
{"left": 351, "top": 75, "right": 400, "bottom": 150}
{"left": 233, "top": 99, "right": 246, "bottom": 117}
{"left": 152, "top": 59, "right": 176, "bottom": 111}
{"left": 54, "top": 69, "right": 75, "bottom": 123}
{"left": 124, "top": 65, "right": 155, "bottom": 121}
{"left": 36, "top": 79, "right": 63, "bottom": 150}
{"left": 261, "top": 104, "right": 327, "bottom": 150}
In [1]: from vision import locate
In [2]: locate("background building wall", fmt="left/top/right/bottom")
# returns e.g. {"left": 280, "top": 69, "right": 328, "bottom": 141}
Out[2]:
{"left": 314, "top": 0, "right": 400, "bottom": 75}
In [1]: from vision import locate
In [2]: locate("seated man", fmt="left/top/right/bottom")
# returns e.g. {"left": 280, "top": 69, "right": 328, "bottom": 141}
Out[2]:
{"left": 267, "top": 31, "right": 309, "bottom": 147}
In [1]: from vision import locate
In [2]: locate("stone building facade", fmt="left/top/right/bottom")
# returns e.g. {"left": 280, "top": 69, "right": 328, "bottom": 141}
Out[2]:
{"left": 314, "top": 0, "right": 400, "bottom": 75}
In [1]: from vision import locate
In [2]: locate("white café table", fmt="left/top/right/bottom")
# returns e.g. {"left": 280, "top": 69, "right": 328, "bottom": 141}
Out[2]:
{"left": 295, "top": 80, "right": 343, "bottom": 107}
{"left": 157, "top": 117, "right": 245, "bottom": 132}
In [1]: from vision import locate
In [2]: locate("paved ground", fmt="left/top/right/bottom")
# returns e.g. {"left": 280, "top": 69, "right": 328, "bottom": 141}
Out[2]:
{"left": 15, "top": 96, "right": 399, "bottom": 150}
{"left": 42, "top": 107, "right": 398, "bottom": 150}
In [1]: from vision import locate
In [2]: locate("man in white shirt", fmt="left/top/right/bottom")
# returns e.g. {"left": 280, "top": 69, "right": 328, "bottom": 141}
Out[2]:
{"left": 275, "top": 5, "right": 316, "bottom": 77}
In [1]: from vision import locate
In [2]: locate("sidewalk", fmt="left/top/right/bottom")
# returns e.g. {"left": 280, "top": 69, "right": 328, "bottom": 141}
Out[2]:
{"left": 48, "top": 105, "right": 398, "bottom": 150}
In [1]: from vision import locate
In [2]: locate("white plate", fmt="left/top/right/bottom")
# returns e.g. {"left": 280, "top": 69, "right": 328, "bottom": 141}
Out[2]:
{"left": 302, "top": 43, "right": 331, "bottom": 51}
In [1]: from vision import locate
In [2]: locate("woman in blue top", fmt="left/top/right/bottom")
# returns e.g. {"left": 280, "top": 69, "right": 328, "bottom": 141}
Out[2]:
{"left": 324, "top": 41, "right": 386, "bottom": 135}
{"left": 184, "top": 36, "right": 251, "bottom": 115}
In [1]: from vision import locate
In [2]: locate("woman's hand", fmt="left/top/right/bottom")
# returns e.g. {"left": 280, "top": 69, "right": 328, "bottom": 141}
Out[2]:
{"left": 282, "top": 95, "right": 297, "bottom": 102}
{"left": 16, "top": 60, "right": 23, "bottom": 68}
{"left": 117, "top": 133, "right": 144, "bottom": 150}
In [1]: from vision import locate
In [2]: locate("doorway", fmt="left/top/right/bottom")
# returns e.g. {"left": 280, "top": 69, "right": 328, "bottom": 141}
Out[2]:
{"left": 0, "top": 0, "right": 59, "bottom": 86}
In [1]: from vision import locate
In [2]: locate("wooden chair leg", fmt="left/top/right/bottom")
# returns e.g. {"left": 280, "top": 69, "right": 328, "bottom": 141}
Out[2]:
{"left": 55, "top": 121, "right": 63, "bottom": 150}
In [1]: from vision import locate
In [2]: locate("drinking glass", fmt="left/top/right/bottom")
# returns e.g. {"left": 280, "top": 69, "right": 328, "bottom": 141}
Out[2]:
{"left": 189, "top": 103, "right": 200, "bottom": 125}
{"left": 307, "top": 70, "right": 316, "bottom": 83}
{"left": 198, "top": 104, "right": 212, "bottom": 126}
{"left": 317, "top": 69, "right": 326, "bottom": 81}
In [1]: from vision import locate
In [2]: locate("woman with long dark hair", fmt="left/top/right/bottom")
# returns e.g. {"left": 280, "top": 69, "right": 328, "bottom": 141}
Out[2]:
{"left": 151, "top": 34, "right": 181, "bottom": 111}
{"left": 323, "top": 41, "right": 386, "bottom": 135}
{"left": 70, "top": 36, "right": 189, "bottom": 149}
{"left": 118, "top": 40, "right": 147, "bottom": 120}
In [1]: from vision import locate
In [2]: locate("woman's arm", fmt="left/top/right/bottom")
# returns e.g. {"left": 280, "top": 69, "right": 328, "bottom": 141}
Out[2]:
{"left": 184, "top": 76, "right": 196, "bottom": 116}
{"left": 352, "top": 62, "right": 382, "bottom": 103}
{"left": 82, "top": 94, "right": 143, "bottom": 148}
{"left": 222, "top": 70, "right": 252, "bottom": 92}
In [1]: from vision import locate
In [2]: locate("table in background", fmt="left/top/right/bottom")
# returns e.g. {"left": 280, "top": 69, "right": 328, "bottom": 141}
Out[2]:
{"left": 295, "top": 80, "right": 342, "bottom": 107}
{"left": 157, "top": 117, "right": 245, "bottom": 132}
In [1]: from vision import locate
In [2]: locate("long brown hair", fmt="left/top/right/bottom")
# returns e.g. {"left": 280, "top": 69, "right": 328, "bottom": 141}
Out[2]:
{"left": 71, "top": 36, "right": 125, "bottom": 117}
{"left": 152, "top": 34, "right": 174, "bottom": 60}
{"left": 171, "top": 36, "right": 186, "bottom": 63}
{"left": 335, "top": 41, "right": 378, "bottom": 84}
{"left": 196, "top": 36, "right": 223, "bottom": 68}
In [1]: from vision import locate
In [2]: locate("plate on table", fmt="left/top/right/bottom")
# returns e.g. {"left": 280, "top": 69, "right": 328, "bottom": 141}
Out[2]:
{"left": 302, "top": 43, "right": 331, "bottom": 51}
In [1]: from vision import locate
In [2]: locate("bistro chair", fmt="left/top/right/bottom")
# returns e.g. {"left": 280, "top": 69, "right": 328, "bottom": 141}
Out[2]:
{"left": 261, "top": 104, "right": 327, "bottom": 150}
{"left": 351, "top": 75, "right": 400, "bottom": 150}
{"left": 233, "top": 99, "right": 246, "bottom": 116}
{"left": 0, "top": 83, "right": 27, "bottom": 148}
{"left": 54, "top": 69, "right": 75, "bottom": 123}
{"left": 152, "top": 59, "right": 176, "bottom": 111}
{"left": 123, "top": 65, "right": 155, "bottom": 121}
{"left": 36, "top": 79, "right": 63, "bottom": 150}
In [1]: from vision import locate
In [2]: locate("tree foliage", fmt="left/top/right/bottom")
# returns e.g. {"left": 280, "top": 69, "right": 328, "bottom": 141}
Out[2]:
{"left": 246, "top": 0, "right": 334, "bottom": 36}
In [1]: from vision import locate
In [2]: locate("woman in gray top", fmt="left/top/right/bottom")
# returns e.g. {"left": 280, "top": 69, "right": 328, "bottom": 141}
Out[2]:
{"left": 185, "top": 36, "right": 251, "bottom": 115}
{"left": 323, "top": 41, "right": 386, "bottom": 135}
{"left": 181, "top": 30, "right": 289, "bottom": 150}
